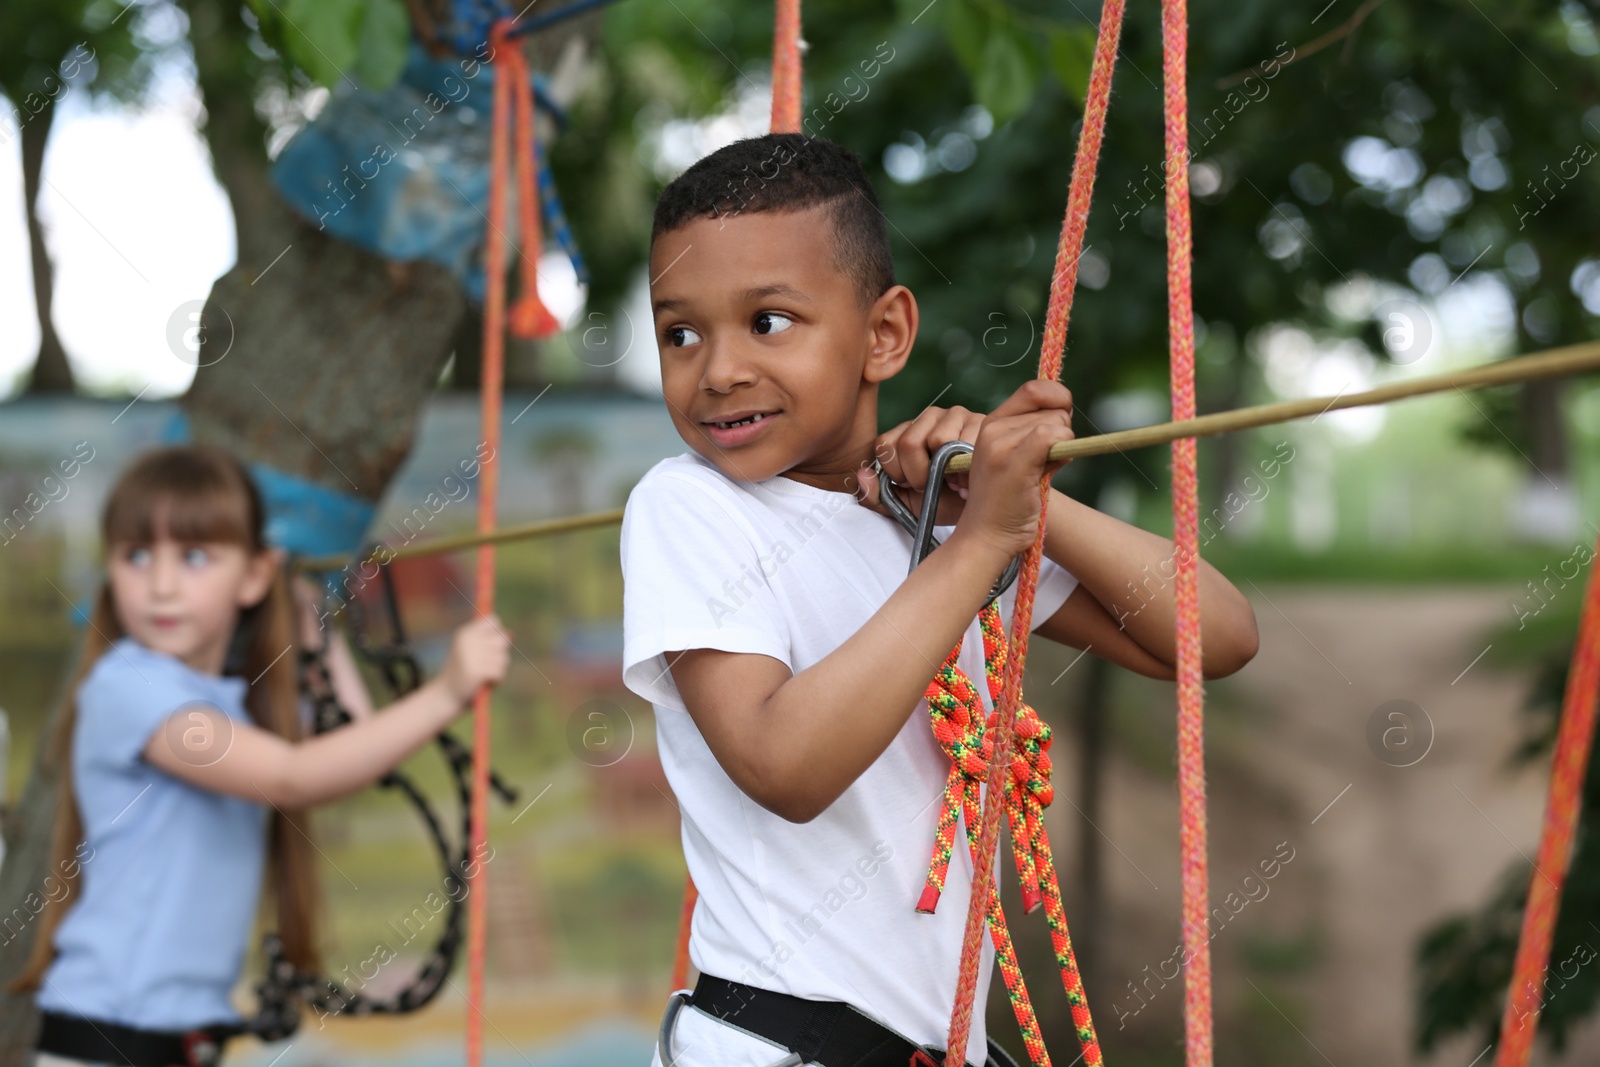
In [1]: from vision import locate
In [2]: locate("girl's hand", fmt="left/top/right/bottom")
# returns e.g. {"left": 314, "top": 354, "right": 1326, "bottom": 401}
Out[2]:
{"left": 955, "top": 380, "right": 1075, "bottom": 560}
{"left": 439, "top": 615, "right": 512, "bottom": 706}
{"left": 857, "top": 405, "right": 987, "bottom": 525}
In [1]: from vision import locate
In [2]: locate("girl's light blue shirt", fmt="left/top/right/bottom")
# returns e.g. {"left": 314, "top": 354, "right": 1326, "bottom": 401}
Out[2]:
{"left": 36, "top": 637, "right": 269, "bottom": 1029}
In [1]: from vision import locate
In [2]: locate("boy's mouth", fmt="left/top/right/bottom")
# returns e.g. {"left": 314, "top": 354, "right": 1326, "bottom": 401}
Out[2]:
{"left": 701, "top": 409, "right": 781, "bottom": 447}
{"left": 705, "top": 411, "right": 778, "bottom": 430}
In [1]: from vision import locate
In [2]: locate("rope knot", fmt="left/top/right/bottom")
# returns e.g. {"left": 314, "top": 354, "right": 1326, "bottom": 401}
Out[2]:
{"left": 917, "top": 604, "right": 1057, "bottom": 917}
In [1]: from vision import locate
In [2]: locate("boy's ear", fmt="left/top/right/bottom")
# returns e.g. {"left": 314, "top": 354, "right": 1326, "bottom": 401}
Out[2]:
{"left": 863, "top": 285, "right": 917, "bottom": 384}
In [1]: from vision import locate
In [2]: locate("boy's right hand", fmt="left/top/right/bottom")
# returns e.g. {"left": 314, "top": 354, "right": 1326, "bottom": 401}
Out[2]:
{"left": 439, "top": 615, "right": 512, "bottom": 706}
{"left": 955, "top": 380, "right": 1075, "bottom": 560}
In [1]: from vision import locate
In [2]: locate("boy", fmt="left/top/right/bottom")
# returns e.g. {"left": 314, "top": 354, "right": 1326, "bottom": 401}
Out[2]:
{"left": 623, "top": 134, "right": 1259, "bottom": 1067}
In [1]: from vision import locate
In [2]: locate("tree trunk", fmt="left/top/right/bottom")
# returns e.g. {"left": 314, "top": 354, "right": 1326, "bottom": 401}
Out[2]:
{"left": 1521, "top": 377, "right": 1568, "bottom": 481}
{"left": 176, "top": 0, "right": 467, "bottom": 491}
{"left": 20, "top": 91, "right": 74, "bottom": 394}
{"left": 1075, "top": 654, "right": 1111, "bottom": 998}
{"left": 0, "top": 1, "right": 465, "bottom": 1057}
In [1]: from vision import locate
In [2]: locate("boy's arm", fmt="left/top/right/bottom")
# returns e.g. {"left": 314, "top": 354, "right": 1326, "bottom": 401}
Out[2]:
{"left": 1034, "top": 489, "right": 1259, "bottom": 680}
{"left": 669, "top": 526, "right": 1011, "bottom": 824}
{"left": 868, "top": 397, "right": 1259, "bottom": 681}
{"left": 666, "top": 381, "right": 1074, "bottom": 824}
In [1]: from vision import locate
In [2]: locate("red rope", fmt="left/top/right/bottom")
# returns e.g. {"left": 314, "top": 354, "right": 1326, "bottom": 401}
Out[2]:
{"left": 942, "top": 1, "right": 1125, "bottom": 1063}
{"left": 1496, "top": 532, "right": 1600, "bottom": 1065}
{"left": 463, "top": 21, "right": 528, "bottom": 1066}
{"left": 770, "top": 0, "right": 803, "bottom": 133}
{"left": 1159, "top": 0, "right": 1212, "bottom": 1062}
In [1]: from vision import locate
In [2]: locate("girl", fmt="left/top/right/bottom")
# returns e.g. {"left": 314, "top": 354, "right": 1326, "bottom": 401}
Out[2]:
{"left": 10, "top": 444, "right": 511, "bottom": 1067}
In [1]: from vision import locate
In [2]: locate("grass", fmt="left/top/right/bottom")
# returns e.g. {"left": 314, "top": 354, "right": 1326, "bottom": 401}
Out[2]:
{"left": 1204, "top": 541, "right": 1587, "bottom": 585}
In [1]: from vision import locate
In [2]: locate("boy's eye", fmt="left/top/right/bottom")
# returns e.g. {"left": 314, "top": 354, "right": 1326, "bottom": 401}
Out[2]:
{"left": 754, "top": 312, "right": 794, "bottom": 336}
{"left": 183, "top": 546, "right": 210, "bottom": 567}
{"left": 667, "top": 325, "right": 703, "bottom": 347}
{"left": 126, "top": 546, "right": 151, "bottom": 567}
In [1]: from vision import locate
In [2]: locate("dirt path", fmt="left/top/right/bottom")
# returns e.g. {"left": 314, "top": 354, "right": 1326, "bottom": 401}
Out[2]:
{"left": 1026, "top": 584, "right": 1599, "bottom": 1065}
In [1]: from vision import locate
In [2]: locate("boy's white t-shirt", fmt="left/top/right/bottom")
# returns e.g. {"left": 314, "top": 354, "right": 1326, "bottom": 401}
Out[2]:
{"left": 622, "top": 452, "right": 1080, "bottom": 1064}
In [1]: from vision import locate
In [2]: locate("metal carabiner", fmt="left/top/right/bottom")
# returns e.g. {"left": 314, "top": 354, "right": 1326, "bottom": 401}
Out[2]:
{"left": 871, "top": 441, "right": 1021, "bottom": 605}
{"left": 656, "top": 989, "right": 803, "bottom": 1067}
{"left": 656, "top": 991, "right": 690, "bottom": 1066}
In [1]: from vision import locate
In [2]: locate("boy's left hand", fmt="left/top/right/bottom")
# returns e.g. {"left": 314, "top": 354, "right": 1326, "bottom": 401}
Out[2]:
{"left": 857, "top": 404, "right": 989, "bottom": 526}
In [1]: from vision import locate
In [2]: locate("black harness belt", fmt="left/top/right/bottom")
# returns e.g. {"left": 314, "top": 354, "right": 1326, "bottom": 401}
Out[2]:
{"left": 37, "top": 1010, "right": 236, "bottom": 1067}
{"left": 688, "top": 974, "right": 1019, "bottom": 1067}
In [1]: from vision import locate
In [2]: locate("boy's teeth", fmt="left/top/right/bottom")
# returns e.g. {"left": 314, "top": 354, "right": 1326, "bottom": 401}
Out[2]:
{"left": 716, "top": 413, "right": 767, "bottom": 428}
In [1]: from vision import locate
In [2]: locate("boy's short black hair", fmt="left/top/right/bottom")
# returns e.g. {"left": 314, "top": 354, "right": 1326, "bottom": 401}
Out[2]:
{"left": 651, "top": 133, "right": 896, "bottom": 307}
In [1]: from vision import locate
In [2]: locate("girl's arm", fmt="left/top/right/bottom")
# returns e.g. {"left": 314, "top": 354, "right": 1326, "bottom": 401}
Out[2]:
{"left": 143, "top": 615, "right": 509, "bottom": 809}
{"left": 321, "top": 629, "right": 376, "bottom": 720}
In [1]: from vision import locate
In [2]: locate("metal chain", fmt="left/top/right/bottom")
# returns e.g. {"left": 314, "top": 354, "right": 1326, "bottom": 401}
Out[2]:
{"left": 236, "top": 557, "right": 519, "bottom": 1042}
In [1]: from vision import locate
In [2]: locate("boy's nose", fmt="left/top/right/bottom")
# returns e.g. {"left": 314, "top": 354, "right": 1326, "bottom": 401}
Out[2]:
{"left": 698, "top": 340, "right": 759, "bottom": 392}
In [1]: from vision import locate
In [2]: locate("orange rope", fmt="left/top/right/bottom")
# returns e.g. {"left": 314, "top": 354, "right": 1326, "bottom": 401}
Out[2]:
{"left": 942, "top": 1, "right": 1125, "bottom": 1063}
{"left": 502, "top": 20, "right": 561, "bottom": 339}
{"left": 464, "top": 20, "right": 530, "bottom": 1066}
{"left": 1159, "top": 0, "right": 1213, "bottom": 1062}
{"left": 1496, "top": 532, "right": 1600, "bottom": 1064}
{"left": 671, "top": 877, "right": 698, "bottom": 990}
{"left": 770, "top": 0, "right": 802, "bottom": 132}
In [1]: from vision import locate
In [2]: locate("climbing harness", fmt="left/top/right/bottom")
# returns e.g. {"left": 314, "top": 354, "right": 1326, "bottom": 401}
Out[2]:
{"left": 654, "top": 975, "right": 1027, "bottom": 1067}
{"left": 231, "top": 560, "right": 518, "bottom": 1042}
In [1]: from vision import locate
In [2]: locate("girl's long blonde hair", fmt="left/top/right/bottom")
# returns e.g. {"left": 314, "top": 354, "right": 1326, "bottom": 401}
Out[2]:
{"left": 9, "top": 444, "right": 323, "bottom": 991}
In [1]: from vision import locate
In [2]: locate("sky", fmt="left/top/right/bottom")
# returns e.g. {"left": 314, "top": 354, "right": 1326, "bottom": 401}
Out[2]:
{"left": 1, "top": 64, "right": 234, "bottom": 398}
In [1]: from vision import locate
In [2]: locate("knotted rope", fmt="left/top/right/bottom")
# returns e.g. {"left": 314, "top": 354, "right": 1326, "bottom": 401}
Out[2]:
{"left": 941, "top": 0, "right": 1126, "bottom": 1064}
{"left": 922, "top": 603, "right": 1099, "bottom": 1067}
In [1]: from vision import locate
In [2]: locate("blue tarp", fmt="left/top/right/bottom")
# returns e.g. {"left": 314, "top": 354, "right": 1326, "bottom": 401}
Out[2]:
{"left": 271, "top": 42, "right": 503, "bottom": 301}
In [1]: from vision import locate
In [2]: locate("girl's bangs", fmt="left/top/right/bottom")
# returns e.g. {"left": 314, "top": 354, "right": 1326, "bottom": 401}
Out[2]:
{"left": 103, "top": 452, "right": 258, "bottom": 548}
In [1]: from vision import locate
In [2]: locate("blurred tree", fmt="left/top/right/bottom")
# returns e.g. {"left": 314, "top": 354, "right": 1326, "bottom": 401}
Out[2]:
{"left": 561, "top": 0, "right": 1599, "bottom": 509}
{"left": 0, "top": 0, "right": 150, "bottom": 392}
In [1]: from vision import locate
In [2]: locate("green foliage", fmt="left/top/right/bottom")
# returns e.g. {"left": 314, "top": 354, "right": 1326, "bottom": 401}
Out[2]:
{"left": 944, "top": 0, "right": 1046, "bottom": 125}
{"left": 0, "top": 0, "right": 153, "bottom": 115}
{"left": 555, "top": 0, "right": 1600, "bottom": 513}
{"left": 245, "top": 0, "right": 409, "bottom": 91}
{"left": 1240, "top": 922, "right": 1323, "bottom": 975}
{"left": 1046, "top": 24, "right": 1097, "bottom": 107}
{"left": 1414, "top": 624, "right": 1600, "bottom": 1053}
